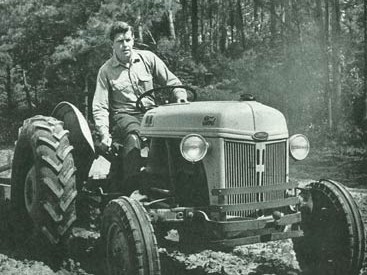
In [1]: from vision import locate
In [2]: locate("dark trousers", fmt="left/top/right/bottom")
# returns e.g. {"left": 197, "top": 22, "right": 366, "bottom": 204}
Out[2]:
{"left": 109, "top": 113, "right": 144, "bottom": 194}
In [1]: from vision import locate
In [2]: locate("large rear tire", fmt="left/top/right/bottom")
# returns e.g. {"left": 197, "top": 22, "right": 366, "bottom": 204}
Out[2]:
{"left": 293, "top": 179, "right": 365, "bottom": 275}
{"left": 101, "top": 197, "right": 161, "bottom": 275}
{"left": 11, "top": 115, "right": 77, "bottom": 244}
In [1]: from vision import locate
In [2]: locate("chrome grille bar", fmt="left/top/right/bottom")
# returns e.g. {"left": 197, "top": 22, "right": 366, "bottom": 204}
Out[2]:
{"left": 224, "top": 139, "right": 287, "bottom": 217}
{"left": 264, "top": 141, "right": 287, "bottom": 201}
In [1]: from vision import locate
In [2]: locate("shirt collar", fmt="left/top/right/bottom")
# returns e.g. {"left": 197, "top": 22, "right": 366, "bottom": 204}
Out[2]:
{"left": 111, "top": 50, "right": 141, "bottom": 68}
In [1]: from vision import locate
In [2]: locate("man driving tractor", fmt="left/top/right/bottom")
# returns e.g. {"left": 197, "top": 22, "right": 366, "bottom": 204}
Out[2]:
{"left": 92, "top": 21, "right": 187, "bottom": 192}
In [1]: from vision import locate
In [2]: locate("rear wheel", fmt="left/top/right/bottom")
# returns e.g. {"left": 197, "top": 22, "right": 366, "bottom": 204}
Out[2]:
{"left": 101, "top": 197, "right": 160, "bottom": 275}
{"left": 11, "top": 115, "right": 77, "bottom": 244}
{"left": 293, "top": 179, "right": 365, "bottom": 275}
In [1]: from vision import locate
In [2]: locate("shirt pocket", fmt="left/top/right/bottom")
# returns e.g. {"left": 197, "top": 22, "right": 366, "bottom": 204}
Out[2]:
{"left": 137, "top": 73, "right": 153, "bottom": 92}
{"left": 110, "top": 79, "right": 131, "bottom": 93}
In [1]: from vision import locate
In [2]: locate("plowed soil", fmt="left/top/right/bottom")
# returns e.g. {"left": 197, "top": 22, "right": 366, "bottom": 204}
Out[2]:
{"left": 0, "top": 148, "right": 366, "bottom": 275}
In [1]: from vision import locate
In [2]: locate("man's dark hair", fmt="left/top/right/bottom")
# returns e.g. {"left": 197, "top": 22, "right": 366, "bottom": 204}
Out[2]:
{"left": 109, "top": 21, "right": 134, "bottom": 41}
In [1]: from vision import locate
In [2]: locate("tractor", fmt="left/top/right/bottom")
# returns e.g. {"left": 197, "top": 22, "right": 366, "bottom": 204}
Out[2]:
{"left": 8, "top": 85, "right": 365, "bottom": 275}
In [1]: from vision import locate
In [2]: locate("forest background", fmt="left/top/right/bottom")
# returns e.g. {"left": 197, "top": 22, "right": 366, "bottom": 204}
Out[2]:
{"left": 1, "top": 0, "right": 367, "bottom": 152}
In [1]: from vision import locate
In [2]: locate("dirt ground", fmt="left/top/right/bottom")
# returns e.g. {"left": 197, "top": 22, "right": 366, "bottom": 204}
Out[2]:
{"left": 289, "top": 146, "right": 367, "bottom": 189}
{"left": 0, "top": 147, "right": 366, "bottom": 275}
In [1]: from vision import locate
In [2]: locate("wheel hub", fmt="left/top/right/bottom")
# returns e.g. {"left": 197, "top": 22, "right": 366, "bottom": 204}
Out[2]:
{"left": 107, "top": 223, "right": 131, "bottom": 275}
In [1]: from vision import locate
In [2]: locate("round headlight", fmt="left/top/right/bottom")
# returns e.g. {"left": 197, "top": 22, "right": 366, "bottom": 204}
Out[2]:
{"left": 180, "top": 134, "right": 209, "bottom": 162}
{"left": 289, "top": 134, "right": 310, "bottom": 161}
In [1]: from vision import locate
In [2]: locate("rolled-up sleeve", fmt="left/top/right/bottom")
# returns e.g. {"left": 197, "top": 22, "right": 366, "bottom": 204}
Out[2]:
{"left": 92, "top": 68, "right": 110, "bottom": 137}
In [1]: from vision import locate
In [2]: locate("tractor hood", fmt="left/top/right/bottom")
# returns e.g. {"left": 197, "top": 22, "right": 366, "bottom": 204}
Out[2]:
{"left": 141, "top": 101, "right": 288, "bottom": 140}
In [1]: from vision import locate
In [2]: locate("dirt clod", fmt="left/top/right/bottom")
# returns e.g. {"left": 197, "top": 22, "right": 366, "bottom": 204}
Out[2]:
{"left": 0, "top": 148, "right": 367, "bottom": 274}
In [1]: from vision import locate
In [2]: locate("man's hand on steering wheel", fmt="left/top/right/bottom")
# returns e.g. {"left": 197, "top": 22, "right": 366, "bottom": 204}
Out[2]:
{"left": 136, "top": 85, "right": 197, "bottom": 113}
{"left": 177, "top": 97, "right": 188, "bottom": 103}
{"left": 174, "top": 87, "right": 188, "bottom": 103}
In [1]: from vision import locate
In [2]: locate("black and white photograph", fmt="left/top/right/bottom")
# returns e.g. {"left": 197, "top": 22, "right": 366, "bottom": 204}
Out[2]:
{"left": 0, "top": 0, "right": 367, "bottom": 274}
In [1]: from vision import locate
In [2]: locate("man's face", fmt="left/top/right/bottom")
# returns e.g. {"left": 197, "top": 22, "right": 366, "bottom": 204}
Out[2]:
{"left": 112, "top": 30, "right": 134, "bottom": 63}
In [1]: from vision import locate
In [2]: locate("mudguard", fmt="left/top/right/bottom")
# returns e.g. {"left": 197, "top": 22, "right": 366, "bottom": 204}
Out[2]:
{"left": 52, "top": 102, "right": 95, "bottom": 182}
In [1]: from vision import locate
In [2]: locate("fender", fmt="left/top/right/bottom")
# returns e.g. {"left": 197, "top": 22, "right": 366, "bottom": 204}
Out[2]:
{"left": 52, "top": 102, "right": 95, "bottom": 182}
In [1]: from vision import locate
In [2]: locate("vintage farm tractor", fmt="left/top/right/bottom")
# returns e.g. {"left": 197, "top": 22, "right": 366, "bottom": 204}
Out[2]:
{"left": 4, "top": 85, "right": 365, "bottom": 275}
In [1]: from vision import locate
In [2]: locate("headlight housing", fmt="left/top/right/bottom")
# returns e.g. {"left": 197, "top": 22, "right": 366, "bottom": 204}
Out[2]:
{"left": 289, "top": 134, "right": 310, "bottom": 161}
{"left": 180, "top": 134, "right": 209, "bottom": 162}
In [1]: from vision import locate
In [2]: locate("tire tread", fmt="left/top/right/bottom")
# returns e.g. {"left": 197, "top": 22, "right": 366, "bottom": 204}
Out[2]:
{"left": 11, "top": 115, "right": 77, "bottom": 244}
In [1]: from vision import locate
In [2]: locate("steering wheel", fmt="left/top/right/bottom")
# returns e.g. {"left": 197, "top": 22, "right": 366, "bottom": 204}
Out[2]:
{"left": 136, "top": 85, "right": 197, "bottom": 113}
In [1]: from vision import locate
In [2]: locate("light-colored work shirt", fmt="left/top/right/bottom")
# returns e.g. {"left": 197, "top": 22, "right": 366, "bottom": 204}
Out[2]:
{"left": 93, "top": 49, "right": 184, "bottom": 137}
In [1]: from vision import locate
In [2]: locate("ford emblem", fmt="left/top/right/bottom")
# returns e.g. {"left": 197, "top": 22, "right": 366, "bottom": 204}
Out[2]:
{"left": 252, "top": 132, "right": 268, "bottom": 141}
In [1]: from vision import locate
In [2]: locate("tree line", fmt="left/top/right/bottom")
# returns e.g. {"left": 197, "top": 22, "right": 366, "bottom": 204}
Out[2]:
{"left": 0, "top": 0, "right": 366, "bottom": 145}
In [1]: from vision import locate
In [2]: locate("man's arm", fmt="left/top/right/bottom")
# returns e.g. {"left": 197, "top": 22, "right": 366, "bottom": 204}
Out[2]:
{"left": 148, "top": 52, "right": 187, "bottom": 102}
{"left": 92, "top": 68, "right": 111, "bottom": 143}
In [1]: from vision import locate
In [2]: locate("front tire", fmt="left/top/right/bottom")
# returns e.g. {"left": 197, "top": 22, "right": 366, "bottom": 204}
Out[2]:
{"left": 11, "top": 115, "right": 77, "bottom": 244}
{"left": 293, "top": 179, "right": 365, "bottom": 275}
{"left": 101, "top": 197, "right": 160, "bottom": 275}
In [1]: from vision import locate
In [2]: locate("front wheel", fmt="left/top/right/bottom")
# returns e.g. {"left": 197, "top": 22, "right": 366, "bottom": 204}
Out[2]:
{"left": 293, "top": 179, "right": 365, "bottom": 275}
{"left": 101, "top": 197, "right": 160, "bottom": 275}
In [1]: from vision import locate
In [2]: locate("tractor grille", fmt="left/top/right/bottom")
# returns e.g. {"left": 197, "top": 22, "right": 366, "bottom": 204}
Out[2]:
{"left": 224, "top": 139, "right": 287, "bottom": 217}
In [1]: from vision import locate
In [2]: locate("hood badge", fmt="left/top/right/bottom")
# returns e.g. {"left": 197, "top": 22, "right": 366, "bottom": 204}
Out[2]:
{"left": 144, "top": 115, "right": 154, "bottom": 127}
{"left": 202, "top": 116, "right": 216, "bottom": 126}
{"left": 252, "top": 132, "right": 269, "bottom": 141}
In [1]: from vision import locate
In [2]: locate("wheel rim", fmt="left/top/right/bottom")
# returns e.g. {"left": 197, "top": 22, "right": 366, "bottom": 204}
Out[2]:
{"left": 106, "top": 222, "right": 132, "bottom": 275}
{"left": 24, "top": 166, "right": 37, "bottom": 214}
{"left": 295, "top": 181, "right": 365, "bottom": 275}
